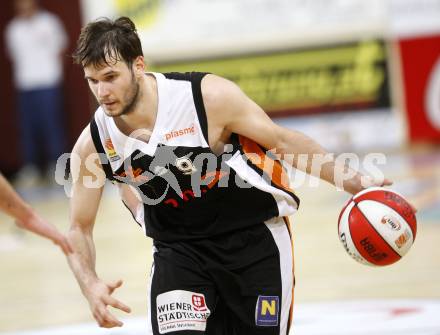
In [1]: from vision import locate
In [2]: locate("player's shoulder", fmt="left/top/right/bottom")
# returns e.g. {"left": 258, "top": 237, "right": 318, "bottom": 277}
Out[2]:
{"left": 201, "top": 74, "right": 245, "bottom": 111}
{"left": 201, "top": 74, "right": 240, "bottom": 96}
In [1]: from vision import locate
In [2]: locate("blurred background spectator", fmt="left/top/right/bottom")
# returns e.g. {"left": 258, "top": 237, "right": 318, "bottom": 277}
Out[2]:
{"left": 4, "top": 0, "right": 67, "bottom": 186}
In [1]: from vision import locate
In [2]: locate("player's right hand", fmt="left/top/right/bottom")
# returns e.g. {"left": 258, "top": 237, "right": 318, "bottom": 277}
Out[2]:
{"left": 86, "top": 279, "right": 131, "bottom": 328}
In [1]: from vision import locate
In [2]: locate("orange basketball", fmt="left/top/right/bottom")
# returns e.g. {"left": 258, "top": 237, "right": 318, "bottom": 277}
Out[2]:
{"left": 338, "top": 187, "right": 417, "bottom": 266}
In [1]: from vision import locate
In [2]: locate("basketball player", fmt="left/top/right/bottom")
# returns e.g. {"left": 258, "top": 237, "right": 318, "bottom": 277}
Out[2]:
{"left": 0, "top": 173, "right": 72, "bottom": 254}
{"left": 66, "top": 17, "right": 391, "bottom": 334}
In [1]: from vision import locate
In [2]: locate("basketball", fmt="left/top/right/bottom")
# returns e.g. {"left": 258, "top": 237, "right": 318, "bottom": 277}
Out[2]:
{"left": 338, "top": 187, "right": 417, "bottom": 266}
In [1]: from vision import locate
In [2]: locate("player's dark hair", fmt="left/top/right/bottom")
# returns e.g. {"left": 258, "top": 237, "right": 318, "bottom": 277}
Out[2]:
{"left": 73, "top": 16, "right": 143, "bottom": 68}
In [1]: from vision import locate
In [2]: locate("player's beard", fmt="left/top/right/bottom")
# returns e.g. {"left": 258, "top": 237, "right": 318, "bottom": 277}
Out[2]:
{"left": 118, "top": 72, "right": 140, "bottom": 116}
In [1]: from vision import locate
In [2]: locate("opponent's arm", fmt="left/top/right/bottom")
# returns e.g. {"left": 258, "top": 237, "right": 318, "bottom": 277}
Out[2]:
{"left": 67, "top": 127, "right": 131, "bottom": 328}
{"left": 202, "top": 75, "right": 391, "bottom": 194}
{"left": 0, "top": 173, "right": 72, "bottom": 254}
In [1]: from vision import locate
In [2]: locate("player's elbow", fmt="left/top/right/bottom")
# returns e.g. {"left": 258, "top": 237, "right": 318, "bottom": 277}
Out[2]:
{"left": 68, "top": 219, "right": 93, "bottom": 238}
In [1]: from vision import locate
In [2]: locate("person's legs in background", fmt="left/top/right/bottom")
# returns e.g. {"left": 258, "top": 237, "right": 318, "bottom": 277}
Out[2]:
{"left": 14, "top": 89, "right": 41, "bottom": 187}
{"left": 37, "top": 85, "right": 66, "bottom": 183}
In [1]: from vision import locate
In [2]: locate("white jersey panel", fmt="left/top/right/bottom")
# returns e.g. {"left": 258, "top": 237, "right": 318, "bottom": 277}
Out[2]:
{"left": 155, "top": 76, "right": 209, "bottom": 148}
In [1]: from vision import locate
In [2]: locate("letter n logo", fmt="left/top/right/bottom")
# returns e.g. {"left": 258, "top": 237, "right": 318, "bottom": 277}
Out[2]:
{"left": 255, "top": 295, "right": 279, "bottom": 326}
{"left": 262, "top": 300, "right": 276, "bottom": 315}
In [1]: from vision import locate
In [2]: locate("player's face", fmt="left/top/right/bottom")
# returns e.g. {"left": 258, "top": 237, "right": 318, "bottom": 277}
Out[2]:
{"left": 84, "top": 59, "right": 140, "bottom": 117}
{"left": 15, "top": 0, "right": 37, "bottom": 17}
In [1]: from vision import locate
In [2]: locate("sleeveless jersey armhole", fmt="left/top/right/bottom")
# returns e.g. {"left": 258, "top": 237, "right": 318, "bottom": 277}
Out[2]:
{"left": 189, "top": 72, "right": 210, "bottom": 145}
{"left": 89, "top": 118, "right": 115, "bottom": 182}
{"left": 163, "top": 71, "right": 210, "bottom": 145}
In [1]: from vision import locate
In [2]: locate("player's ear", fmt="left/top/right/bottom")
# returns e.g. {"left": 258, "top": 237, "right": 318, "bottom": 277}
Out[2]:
{"left": 132, "top": 56, "right": 145, "bottom": 76}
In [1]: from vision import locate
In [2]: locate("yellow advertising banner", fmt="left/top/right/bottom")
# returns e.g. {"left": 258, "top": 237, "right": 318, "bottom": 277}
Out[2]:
{"left": 151, "top": 40, "right": 390, "bottom": 116}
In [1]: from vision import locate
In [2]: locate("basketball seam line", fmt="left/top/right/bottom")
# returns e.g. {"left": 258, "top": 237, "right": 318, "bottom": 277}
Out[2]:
{"left": 357, "top": 191, "right": 417, "bottom": 238}
{"left": 353, "top": 202, "right": 402, "bottom": 260}
{"left": 344, "top": 202, "right": 371, "bottom": 265}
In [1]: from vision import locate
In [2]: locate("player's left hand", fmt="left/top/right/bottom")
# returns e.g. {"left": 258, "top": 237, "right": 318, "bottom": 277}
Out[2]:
{"left": 349, "top": 176, "right": 417, "bottom": 213}
{"left": 85, "top": 279, "right": 132, "bottom": 328}
{"left": 361, "top": 176, "right": 393, "bottom": 189}
{"left": 343, "top": 174, "right": 391, "bottom": 195}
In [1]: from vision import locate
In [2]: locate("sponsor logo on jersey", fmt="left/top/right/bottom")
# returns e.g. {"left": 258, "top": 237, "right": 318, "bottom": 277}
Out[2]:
{"left": 395, "top": 229, "right": 411, "bottom": 249}
{"left": 255, "top": 295, "right": 279, "bottom": 327}
{"left": 192, "top": 294, "right": 207, "bottom": 312}
{"left": 104, "top": 138, "right": 121, "bottom": 162}
{"left": 175, "top": 156, "right": 197, "bottom": 175}
{"left": 156, "top": 290, "right": 210, "bottom": 334}
{"left": 165, "top": 124, "right": 195, "bottom": 141}
{"left": 381, "top": 215, "right": 401, "bottom": 231}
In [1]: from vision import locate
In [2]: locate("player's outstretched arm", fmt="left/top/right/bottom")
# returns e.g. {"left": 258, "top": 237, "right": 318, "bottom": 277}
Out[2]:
{"left": 202, "top": 75, "right": 391, "bottom": 195}
{"left": 0, "top": 173, "right": 73, "bottom": 254}
{"left": 67, "top": 127, "right": 131, "bottom": 328}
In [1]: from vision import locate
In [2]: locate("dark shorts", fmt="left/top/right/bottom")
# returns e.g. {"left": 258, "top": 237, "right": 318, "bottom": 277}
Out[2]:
{"left": 146, "top": 217, "right": 294, "bottom": 335}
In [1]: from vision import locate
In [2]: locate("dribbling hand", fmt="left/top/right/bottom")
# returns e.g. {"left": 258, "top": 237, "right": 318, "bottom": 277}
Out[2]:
{"left": 86, "top": 279, "right": 131, "bottom": 328}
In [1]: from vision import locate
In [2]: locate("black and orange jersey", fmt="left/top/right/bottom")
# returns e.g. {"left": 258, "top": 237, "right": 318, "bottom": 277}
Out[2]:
{"left": 90, "top": 72, "right": 299, "bottom": 242}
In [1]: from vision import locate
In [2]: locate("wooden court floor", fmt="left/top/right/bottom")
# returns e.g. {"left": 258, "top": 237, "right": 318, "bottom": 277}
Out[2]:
{"left": 0, "top": 148, "right": 439, "bottom": 333}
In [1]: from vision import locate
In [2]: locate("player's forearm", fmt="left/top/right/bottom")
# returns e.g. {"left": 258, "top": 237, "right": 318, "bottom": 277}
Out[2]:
{"left": 278, "top": 130, "right": 365, "bottom": 194}
{"left": 67, "top": 225, "right": 99, "bottom": 296}
{"left": 318, "top": 161, "right": 365, "bottom": 194}
{"left": 2, "top": 199, "right": 35, "bottom": 224}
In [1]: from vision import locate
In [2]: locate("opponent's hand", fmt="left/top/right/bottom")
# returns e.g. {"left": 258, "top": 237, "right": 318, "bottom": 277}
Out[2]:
{"left": 85, "top": 279, "right": 131, "bottom": 328}
{"left": 15, "top": 213, "right": 73, "bottom": 255}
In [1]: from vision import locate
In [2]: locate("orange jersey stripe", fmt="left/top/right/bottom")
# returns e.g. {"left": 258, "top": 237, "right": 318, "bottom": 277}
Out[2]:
{"left": 239, "top": 135, "right": 295, "bottom": 194}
